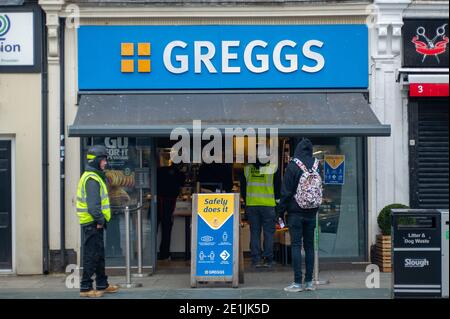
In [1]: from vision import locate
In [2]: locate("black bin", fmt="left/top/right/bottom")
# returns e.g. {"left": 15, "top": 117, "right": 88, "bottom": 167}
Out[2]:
{"left": 392, "top": 209, "right": 442, "bottom": 298}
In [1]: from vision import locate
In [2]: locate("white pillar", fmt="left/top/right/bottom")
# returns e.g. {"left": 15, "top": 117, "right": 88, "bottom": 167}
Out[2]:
{"left": 368, "top": 0, "right": 411, "bottom": 249}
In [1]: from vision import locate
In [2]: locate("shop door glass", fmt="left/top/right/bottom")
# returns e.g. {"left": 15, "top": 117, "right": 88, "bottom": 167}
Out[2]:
{"left": 307, "top": 137, "right": 365, "bottom": 259}
{"left": 82, "top": 137, "right": 153, "bottom": 268}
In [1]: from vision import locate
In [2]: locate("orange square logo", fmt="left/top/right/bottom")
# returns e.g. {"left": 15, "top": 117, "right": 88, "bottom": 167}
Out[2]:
{"left": 121, "top": 59, "right": 134, "bottom": 73}
{"left": 121, "top": 43, "right": 134, "bottom": 56}
{"left": 138, "top": 43, "right": 151, "bottom": 56}
{"left": 138, "top": 59, "right": 151, "bottom": 73}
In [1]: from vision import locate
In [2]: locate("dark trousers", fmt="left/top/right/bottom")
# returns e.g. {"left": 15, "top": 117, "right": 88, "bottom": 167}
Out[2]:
{"left": 246, "top": 206, "right": 276, "bottom": 264}
{"left": 158, "top": 196, "right": 177, "bottom": 259}
{"left": 288, "top": 212, "right": 317, "bottom": 284}
{"left": 80, "top": 224, "right": 108, "bottom": 291}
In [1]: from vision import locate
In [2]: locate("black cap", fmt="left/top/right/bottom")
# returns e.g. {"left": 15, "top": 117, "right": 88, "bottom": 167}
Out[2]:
{"left": 86, "top": 145, "right": 107, "bottom": 162}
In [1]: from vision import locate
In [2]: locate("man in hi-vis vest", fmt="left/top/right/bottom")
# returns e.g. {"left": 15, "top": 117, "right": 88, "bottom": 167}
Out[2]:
{"left": 241, "top": 159, "right": 280, "bottom": 268}
{"left": 76, "top": 145, "right": 119, "bottom": 297}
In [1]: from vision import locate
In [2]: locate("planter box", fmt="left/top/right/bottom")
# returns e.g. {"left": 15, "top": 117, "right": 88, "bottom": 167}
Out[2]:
{"left": 373, "top": 235, "right": 392, "bottom": 272}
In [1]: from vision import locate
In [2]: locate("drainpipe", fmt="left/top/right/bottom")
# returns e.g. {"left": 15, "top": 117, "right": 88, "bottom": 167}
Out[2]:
{"left": 42, "top": 8, "right": 49, "bottom": 275}
{"left": 59, "top": 17, "right": 66, "bottom": 272}
{"left": 39, "top": 0, "right": 65, "bottom": 274}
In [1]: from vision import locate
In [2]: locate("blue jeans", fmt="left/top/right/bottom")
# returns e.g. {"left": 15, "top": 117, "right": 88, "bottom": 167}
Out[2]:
{"left": 246, "top": 206, "right": 276, "bottom": 264}
{"left": 288, "top": 212, "right": 317, "bottom": 283}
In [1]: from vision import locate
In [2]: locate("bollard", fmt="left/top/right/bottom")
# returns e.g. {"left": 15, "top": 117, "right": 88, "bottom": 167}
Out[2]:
{"left": 313, "top": 212, "right": 329, "bottom": 285}
{"left": 133, "top": 204, "right": 149, "bottom": 277}
{"left": 119, "top": 206, "right": 142, "bottom": 288}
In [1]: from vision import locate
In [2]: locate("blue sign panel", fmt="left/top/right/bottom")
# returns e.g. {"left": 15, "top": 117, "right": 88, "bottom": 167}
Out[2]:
{"left": 78, "top": 25, "right": 368, "bottom": 90}
{"left": 196, "top": 216, "right": 234, "bottom": 277}
{"left": 324, "top": 155, "right": 345, "bottom": 185}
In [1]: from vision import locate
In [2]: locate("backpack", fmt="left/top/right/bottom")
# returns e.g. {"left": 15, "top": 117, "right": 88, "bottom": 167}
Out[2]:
{"left": 292, "top": 158, "right": 323, "bottom": 209}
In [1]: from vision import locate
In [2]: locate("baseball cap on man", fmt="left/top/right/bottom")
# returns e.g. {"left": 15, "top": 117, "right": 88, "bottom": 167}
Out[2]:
{"left": 86, "top": 145, "right": 108, "bottom": 163}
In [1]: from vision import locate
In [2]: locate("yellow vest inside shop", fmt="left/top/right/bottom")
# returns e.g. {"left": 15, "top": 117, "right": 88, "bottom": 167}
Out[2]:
{"left": 244, "top": 164, "right": 276, "bottom": 207}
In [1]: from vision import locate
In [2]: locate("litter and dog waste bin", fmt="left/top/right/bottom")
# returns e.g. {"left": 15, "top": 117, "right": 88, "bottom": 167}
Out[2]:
{"left": 392, "top": 209, "right": 448, "bottom": 298}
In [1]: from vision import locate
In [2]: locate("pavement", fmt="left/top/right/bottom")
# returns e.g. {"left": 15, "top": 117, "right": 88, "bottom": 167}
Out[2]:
{"left": 0, "top": 265, "right": 392, "bottom": 299}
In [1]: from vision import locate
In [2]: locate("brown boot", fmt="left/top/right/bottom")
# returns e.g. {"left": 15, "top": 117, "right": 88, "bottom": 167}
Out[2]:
{"left": 102, "top": 284, "right": 120, "bottom": 293}
{"left": 80, "top": 290, "right": 104, "bottom": 298}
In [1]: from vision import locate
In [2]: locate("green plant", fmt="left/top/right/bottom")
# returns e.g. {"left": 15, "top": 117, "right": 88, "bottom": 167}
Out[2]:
{"left": 377, "top": 203, "right": 409, "bottom": 236}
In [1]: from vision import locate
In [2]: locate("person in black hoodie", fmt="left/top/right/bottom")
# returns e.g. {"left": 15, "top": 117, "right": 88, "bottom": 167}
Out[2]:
{"left": 276, "top": 138, "right": 320, "bottom": 292}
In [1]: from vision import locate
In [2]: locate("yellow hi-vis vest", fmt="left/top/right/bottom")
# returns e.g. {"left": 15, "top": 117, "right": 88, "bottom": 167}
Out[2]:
{"left": 76, "top": 171, "right": 111, "bottom": 225}
{"left": 244, "top": 164, "right": 276, "bottom": 207}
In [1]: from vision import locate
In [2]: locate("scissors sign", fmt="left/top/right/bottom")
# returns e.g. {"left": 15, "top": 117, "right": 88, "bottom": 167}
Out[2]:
{"left": 412, "top": 24, "right": 448, "bottom": 63}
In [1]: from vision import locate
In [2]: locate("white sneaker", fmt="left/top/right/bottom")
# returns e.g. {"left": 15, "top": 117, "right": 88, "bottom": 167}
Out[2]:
{"left": 284, "top": 282, "right": 303, "bottom": 292}
{"left": 304, "top": 281, "right": 316, "bottom": 291}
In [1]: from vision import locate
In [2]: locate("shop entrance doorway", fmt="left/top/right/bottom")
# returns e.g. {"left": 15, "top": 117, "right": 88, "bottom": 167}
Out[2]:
{"left": 154, "top": 136, "right": 367, "bottom": 272}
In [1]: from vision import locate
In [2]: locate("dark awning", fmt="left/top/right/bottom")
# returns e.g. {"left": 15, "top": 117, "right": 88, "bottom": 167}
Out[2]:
{"left": 68, "top": 92, "right": 390, "bottom": 137}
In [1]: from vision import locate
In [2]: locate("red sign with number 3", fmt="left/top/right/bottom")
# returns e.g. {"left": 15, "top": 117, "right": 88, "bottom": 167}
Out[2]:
{"left": 410, "top": 83, "right": 449, "bottom": 97}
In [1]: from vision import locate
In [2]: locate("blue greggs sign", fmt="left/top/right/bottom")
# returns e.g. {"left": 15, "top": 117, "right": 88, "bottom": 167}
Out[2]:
{"left": 78, "top": 25, "right": 368, "bottom": 90}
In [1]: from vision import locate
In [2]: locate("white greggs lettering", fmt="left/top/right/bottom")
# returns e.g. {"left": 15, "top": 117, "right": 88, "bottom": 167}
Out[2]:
{"left": 163, "top": 39, "right": 325, "bottom": 74}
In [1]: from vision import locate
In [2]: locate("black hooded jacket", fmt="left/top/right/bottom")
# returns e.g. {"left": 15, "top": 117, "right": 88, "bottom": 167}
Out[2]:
{"left": 276, "top": 139, "right": 320, "bottom": 216}
{"left": 83, "top": 159, "right": 108, "bottom": 227}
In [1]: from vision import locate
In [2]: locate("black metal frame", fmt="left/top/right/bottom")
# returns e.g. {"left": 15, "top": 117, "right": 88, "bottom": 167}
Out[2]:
{"left": 0, "top": 140, "right": 13, "bottom": 270}
{"left": 0, "top": 4, "right": 42, "bottom": 73}
{"left": 360, "top": 136, "right": 369, "bottom": 261}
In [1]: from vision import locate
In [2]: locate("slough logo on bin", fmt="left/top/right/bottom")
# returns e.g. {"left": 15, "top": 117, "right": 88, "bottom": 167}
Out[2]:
{"left": 404, "top": 258, "right": 430, "bottom": 268}
{"left": 412, "top": 24, "right": 449, "bottom": 63}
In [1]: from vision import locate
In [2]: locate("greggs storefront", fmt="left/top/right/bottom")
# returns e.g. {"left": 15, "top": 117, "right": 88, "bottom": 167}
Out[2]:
{"left": 65, "top": 19, "right": 390, "bottom": 273}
